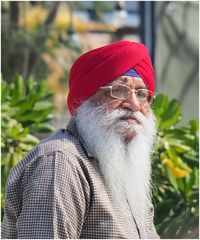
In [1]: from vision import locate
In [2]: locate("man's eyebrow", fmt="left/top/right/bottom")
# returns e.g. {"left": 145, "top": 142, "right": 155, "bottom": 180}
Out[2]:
{"left": 109, "top": 79, "right": 147, "bottom": 88}
{"left": 135, "top": 86, "right": 148, "bottom": 90}
{"left": 109, "top": 78, "right": 125, "bottom": 85}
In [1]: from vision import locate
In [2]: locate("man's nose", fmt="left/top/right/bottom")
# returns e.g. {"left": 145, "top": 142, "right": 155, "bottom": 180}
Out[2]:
{"left": 121, "top": 92, "right": 141, "bottom": 112}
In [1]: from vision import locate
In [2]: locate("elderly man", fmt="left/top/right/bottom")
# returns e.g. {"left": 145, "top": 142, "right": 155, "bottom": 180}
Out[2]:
{"left": 2, "top": 41, "right": 159, "bottom": 239}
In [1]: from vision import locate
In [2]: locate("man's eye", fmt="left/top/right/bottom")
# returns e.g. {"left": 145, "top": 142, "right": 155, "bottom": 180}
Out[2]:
{"left": 137, "top": 89, "right": 148, "bottom": 98}
{"left": 112, "top": 85, "right": 129, "bottom": 98}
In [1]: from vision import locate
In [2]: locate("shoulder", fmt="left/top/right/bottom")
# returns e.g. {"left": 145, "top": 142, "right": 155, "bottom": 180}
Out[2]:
{"left": 6, "top": 129, "right": 88, "bottom": 190}
{"left": 38, "top": 128, "right": 83, "bottom": 157}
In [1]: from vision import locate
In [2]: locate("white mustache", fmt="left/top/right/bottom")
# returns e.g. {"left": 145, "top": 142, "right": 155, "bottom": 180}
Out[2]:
{"left": 103, "top": 108, "right": 143, "bottom": 125}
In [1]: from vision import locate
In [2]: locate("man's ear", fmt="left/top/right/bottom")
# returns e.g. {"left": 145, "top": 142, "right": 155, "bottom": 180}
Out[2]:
{"left": 72, "top": 98, "right": 81, "bottom": 114}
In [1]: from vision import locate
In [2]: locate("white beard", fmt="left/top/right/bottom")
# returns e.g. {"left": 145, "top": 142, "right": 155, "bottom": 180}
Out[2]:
{"left": 75, "top": 99, "right": 157, "bottom": 222}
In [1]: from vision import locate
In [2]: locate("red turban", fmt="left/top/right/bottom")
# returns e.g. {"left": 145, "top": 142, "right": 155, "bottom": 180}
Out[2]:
{"left": 67, "top": 40, "right": 155, "bottom": 115}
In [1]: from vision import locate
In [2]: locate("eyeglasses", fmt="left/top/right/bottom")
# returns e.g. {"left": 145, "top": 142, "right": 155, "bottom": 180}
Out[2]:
{"left": 99, "top": 83, "right": 154, "bottom": 104}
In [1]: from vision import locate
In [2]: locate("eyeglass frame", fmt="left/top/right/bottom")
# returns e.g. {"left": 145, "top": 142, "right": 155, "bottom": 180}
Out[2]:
{"left": 99, "top": 83, "right": 155, "bottom": 104}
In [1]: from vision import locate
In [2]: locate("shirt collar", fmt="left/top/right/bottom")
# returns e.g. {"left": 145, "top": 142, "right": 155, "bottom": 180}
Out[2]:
{"left": 66, "top": 117, "right": 94, "bottom": 158}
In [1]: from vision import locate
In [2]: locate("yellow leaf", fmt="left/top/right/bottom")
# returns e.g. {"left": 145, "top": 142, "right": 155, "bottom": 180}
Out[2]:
{"left": 171, "top": 167, "right": 188, "bottom": 178}
{"left": 167, "top": 159, "right": 174, "bottom": 169}
{"left": 162, "top": 158, "right": 170, "bottom": 165}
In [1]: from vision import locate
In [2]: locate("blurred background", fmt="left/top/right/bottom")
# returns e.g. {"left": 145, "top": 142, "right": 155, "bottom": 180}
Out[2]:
{"left": 1, "top": 1, "right": 199, "bottom": 239}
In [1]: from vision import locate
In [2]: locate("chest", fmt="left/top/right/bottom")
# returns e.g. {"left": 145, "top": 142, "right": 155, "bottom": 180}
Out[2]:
{"left": 79, "top": 160, "right": 148, "bottom": 239}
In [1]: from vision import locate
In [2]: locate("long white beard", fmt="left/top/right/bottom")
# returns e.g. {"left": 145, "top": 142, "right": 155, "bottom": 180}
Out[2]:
{"left": 75, "top": 100, "right": 157, "bottom": 222}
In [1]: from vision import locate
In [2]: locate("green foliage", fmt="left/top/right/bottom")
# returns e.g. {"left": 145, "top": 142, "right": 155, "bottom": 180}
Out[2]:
{"left": 1, "top": 75, "right": 55, "bottom": 218}
{"left": 152, "top": 94, "right": 199, "bottom": 239}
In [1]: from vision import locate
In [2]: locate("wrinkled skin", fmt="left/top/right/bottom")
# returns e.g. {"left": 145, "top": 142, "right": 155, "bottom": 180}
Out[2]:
{"left": 91, "top": 76, "right": 151, "bottom": 140}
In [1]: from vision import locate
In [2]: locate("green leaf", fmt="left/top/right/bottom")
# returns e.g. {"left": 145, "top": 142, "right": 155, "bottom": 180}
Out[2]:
{"left": 33, "top": 101, "right": 54, "bottom": 111}
{"left": 176, "top": 178, "right": 185, "bottom": 192}
{"left": 165, "top": 166, "right": 179, "bottom": 191}
{"left": 18, "top": 143, "right": 35, "bottom": 152}
{"left": 1, "top": 153, "right": 12, "bottom": 180}
{"left": 35, "top": 81, "right": 53, "bottom": 99}
{"left": 17, "top": 108, "right": 53, "bottom": 123}
{"left": 20, "top": 134, "right": 39, "bottom": 145}
{"left": 11, "top": 152, "right": 23, "bottom": 166}
{"left": 1, "top": 153, "right": 12, "bottom": 166}
{"left": 151, "top": 94, "right": 169, "bottom": 117}
{"left": 26, "top": 76, "right": 36, "bottom": 95}
{"left": 1, "top": 81, "right": 10, "bottom": 103}
{"left": 9, "top": 126, "right": 29, "bottom": 140}
{"left": 164, "top": 137, "right": 192, "bottom": 152}
{"left": 185, "top": 172, "right": 196, "bottom": 194}
{"left": 10, "top": 75, "right": 24, "bottom": 104}
{"left": 14, "top": 94, "right": 40, "bottom": 114}
{"left": 189, "top": 120, "right": 199, "bottom": 133}
{"left": 159, "top": 99, "right": 181, "bottom": 130}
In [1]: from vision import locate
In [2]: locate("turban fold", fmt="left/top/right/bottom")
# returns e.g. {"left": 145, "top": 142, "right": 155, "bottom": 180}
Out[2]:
{"left": 123, "top": 68, "right": 141, "bottom": 78}
{"left": 67, "top": 40, "right": 154, "bottom": 115}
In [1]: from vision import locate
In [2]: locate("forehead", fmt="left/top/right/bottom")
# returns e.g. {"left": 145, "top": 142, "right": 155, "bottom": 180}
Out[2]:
{"left": 109, "top": 75, "right": 146, "bottom": 87}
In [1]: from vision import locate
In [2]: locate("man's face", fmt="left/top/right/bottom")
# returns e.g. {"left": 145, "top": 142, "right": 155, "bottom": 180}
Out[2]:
{"left": 90, "top": 76, "right": 151, "bottom": 140}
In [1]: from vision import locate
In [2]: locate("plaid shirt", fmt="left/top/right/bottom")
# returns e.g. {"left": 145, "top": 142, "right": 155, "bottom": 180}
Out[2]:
{"left": 2, "top": 117, "right": 159, "bottom": 239}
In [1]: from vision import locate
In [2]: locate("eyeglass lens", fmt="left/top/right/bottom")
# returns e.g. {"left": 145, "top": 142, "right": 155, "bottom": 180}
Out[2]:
{"left": 112, "top": 84, "right": 129, "bottom": 98}
{"left": 111, "top": 84, "right": 149, "bottom": 102}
